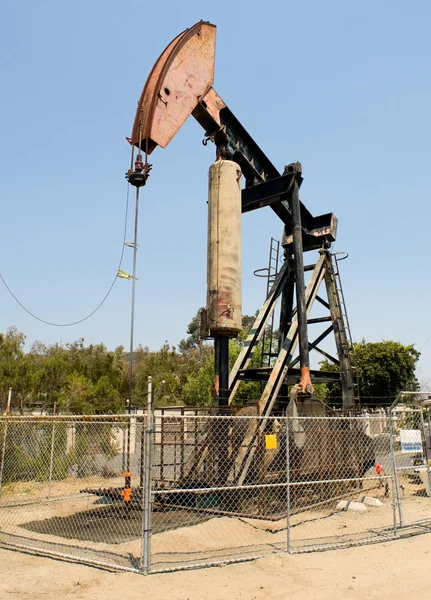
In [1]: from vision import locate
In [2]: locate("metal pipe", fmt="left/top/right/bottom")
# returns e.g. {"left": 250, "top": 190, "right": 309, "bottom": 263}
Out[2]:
{"left": 5, "top": 388, "right": 12, "bottom": 415}
{"left": 0, "top": 418, "right": 8, "bottom": 499}
{"left": 289, "top": 177, "right": 312, "bottom": 394}
{"left": 139, "top": 412, "right": 145, "bottom": 490}
{"left": 154, "top": 474, "right": 391, "bottom": 495}
{"left": 161, "top": 483, "right": 383, "bottom": 520}
{"left": 214, "top": 337, "right": 220, "bottom": 401}
{"left": 214, "top": 335, "right": 230, "bottom": 483}
{"left": 387, "top": 413, "right": 398, "bottom": 538}
{"left": 218, "top": 336, "right": 229, "bottom": 408}
{"left": 160, "top": 409, "right": 165, "bottom": 483}
{"left": 427, "top": 407, "right": 431, "bottom": 464}
{"left": 127, "top": 185, "right": 140, "bottom": 473}
{"left": 142, "top": 376, "right": 153, "bottom": 575}
{"left": 388, "top": 409, "right": 403, "bottom": 527}
{"left": 128, "top": 185, "right": 140, "bottom": 405}
{"left": 180, "top": 407, "right": 185, "bottom": 480}
{"left": 419, "top": 410, "right": 431, "bottom": 499}
{"left": 286, "top": 415, "right": 291, "bottom": 553}
{"left": 47, "top": 403, "right": 57, "bottom": 499}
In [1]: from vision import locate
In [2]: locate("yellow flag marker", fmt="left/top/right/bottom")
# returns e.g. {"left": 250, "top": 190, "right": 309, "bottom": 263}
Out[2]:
{"left": 265, "top": 434, "right": 277, "bottom": 450}
{"left": 117, "top": 269, "right": 137, "bottom": 281}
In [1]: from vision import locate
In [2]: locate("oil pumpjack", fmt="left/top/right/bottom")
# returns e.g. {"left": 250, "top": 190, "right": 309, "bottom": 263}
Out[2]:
{"left": 83, "top": 21, "right": 368, "bottom": 507}
{"left": 81, "top": 20, "right": 363, "bottom": 505}
{"left": 126, "top": 20, "right": 357, "bottom": 419}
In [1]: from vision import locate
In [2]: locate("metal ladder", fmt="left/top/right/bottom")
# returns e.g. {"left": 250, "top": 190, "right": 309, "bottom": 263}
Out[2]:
{"left": 259, "top": 238, "right": 280, "bottom": 367}
{"left": 332, "top": 254, "right": 353, "bottom": 351}
{"left": 332, "top": 253, "right": 359, "bottom": 401}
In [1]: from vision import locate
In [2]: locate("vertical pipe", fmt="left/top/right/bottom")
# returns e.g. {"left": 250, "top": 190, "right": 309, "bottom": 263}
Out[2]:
{"left": 5, "top": 388, "right": 12, "bottom": 415}
{"left": 174, "top": 432, "right": 177, "bottom": 481}
{"left": 129, "top": 187, "right": 140, "bottom": 408}
{"left": 180, "top": 407, "right": 185, "bottom": 481}
{"left": 218, "top": 336, "right": 229, "bottom": 408}
{"left": 160, "top": 409, "right": 165, "bottom": 484}
{"left": 286, "top": 415, "right": 291, "bottom": 553}
{"left": 0, "top": 419, "right": 8, "bottom": 499}
{"left": 47, "top": 403, "right": 57, "bottom": 499}
{"left": 127, "top": 186, "right": 140, "bottom": 474}
{"left": 289, "top": 178, "right": 312, "bottom": 393}
{"left": 139, "top": 412, "right": 145, "bottom": 489}
{"left": 214, "top": 337, "right": 220, "bottom": 402}
{"left": 419, "top": 410, "right": 431, "bottom": 498}
{"left": 427, "top": 408, "right": 431, "bottom": 463}
{"left": 122, "top": 428, "right": 126, "bottom": 472}
{"left": 388, "top": 417, "right": 398, "bottom": 538}
{"left": 389, "top": 409, "right": 403, "bottom": 528}
{"left": 215, "top": 336, "right": 229, "bottom": 483}
{"left": 142, "top": 376, "right": 153, "bottom": 575}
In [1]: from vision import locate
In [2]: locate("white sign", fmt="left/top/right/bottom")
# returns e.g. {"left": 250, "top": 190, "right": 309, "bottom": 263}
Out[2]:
{"left": 400, "top": 429, "right": 422, "bottom": 453}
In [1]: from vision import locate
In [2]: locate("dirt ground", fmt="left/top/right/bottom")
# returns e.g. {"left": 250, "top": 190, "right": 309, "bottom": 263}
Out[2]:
{"left": 0, "top": 532, "right": 430, "bottom": 600}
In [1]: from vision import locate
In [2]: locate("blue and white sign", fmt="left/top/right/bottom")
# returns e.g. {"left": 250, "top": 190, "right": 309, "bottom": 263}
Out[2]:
{"left": 400, "top": 429, "right": 422, "bottom": 453}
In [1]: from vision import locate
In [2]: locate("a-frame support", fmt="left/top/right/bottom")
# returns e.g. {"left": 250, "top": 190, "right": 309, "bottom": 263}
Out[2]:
{"left": 184, "top": 249, "right": 356, "bottom": 484}
{"left": 229, "top": 250, "right": 355, "bottom": 409}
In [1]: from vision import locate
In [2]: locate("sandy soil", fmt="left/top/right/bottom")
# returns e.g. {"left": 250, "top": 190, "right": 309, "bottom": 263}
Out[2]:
{"left": 2, "top": 475, "right": 431, "bottom": 573}
{"left": 1, "top": 532, "right": 431, "bottom": 600}
{"left": 1, "top": 472, "right": 431, "bottom": 597}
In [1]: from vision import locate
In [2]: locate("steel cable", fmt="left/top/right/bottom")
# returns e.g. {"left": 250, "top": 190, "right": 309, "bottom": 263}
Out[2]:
{"left": 0, "top": 184, "right": 130, "bottom": 326}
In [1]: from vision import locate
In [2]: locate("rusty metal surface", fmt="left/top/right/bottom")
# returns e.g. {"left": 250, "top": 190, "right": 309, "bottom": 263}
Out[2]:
{"left": 131, "top": 21, "right": 216, "bottom": 153}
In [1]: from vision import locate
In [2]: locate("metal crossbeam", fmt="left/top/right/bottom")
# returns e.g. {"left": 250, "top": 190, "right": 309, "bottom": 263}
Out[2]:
{"left": 228, "top": 254, "right": 326, "bottom": 485}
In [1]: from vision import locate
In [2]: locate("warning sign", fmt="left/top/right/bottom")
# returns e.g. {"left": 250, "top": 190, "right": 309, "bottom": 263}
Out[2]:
{"left": 265, "top": 434, "right": 277, "bottom": 450}
{"left": 400, "top": 429, "right": 422, "bottom": 453}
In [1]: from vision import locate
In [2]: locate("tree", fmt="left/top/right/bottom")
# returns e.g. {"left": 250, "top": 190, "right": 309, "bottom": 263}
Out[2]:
{"left": 178, "top": 308, "right": 204, "bottom": 352}
{"left": 181, "top": 312, "right": 263, "bottom": 406}
{"left": 0, "top": 327, "right": 31, "bottom": 412}
{"left": 319, "top": 340, "right": 420, "bottom": 407}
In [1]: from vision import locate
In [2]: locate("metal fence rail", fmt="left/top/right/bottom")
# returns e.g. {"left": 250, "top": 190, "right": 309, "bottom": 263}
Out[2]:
{"left": 0, "top": 409, "right": 431, "bottom": 574}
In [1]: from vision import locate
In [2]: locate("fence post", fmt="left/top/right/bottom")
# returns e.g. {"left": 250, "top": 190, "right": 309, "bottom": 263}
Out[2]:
{"left": 427, "top": 408, "right": 431, "bottom": 452}
{"left": 419, "top": 409, "right": 431, "bottom": 500}
{"left": 388, "top": 409, "right": 403, "bottom": 529}
{"left": 5, "top": 388, "right": 12, "bottom": 415}
{"left": 0, "top": 418, "right": 8, "bottom": 499}
{"left": 286, "top": 415, "right": 291, "bottom": 553}
{"left": 47, "top": 404, "right": 57, "bottom": 498}
{"left": 141, "top": 376, "right": 154, "bottom": 575}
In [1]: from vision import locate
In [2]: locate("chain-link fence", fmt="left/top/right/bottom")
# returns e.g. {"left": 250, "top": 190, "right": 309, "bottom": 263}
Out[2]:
{"left": 0, "top": 415, "right": 147, "bottom": 572}
{"left": 1, "top": 409, "right": 431, "bottom": 574}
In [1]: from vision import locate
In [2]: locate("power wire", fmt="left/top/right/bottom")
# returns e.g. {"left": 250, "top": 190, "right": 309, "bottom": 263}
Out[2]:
{"left": 419, "top": 335, "right": 431, "bottom": 352}
{"left": 0, "top": 183, "right": 130, "bottom": 327}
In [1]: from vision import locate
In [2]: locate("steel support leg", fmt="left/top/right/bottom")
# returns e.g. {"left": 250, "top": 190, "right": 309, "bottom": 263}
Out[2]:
{"left": 288, "top": 174, "right": 312, "bottom": 394}
{"left": 215, "top": 336, "right": 230, "bottom": 483}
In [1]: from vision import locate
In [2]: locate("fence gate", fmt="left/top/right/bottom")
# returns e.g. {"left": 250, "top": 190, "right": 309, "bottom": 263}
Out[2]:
{"left": 391, "top": 409, "right": 431, "bottom": 533}
{"left": 149, "top": 414, "right": 287, "bottom": 573}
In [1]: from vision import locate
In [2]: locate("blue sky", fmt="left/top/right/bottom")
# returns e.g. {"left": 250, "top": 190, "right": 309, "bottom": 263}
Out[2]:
{"left": 1, "top": 1, "right": 430, "bottom": 385}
